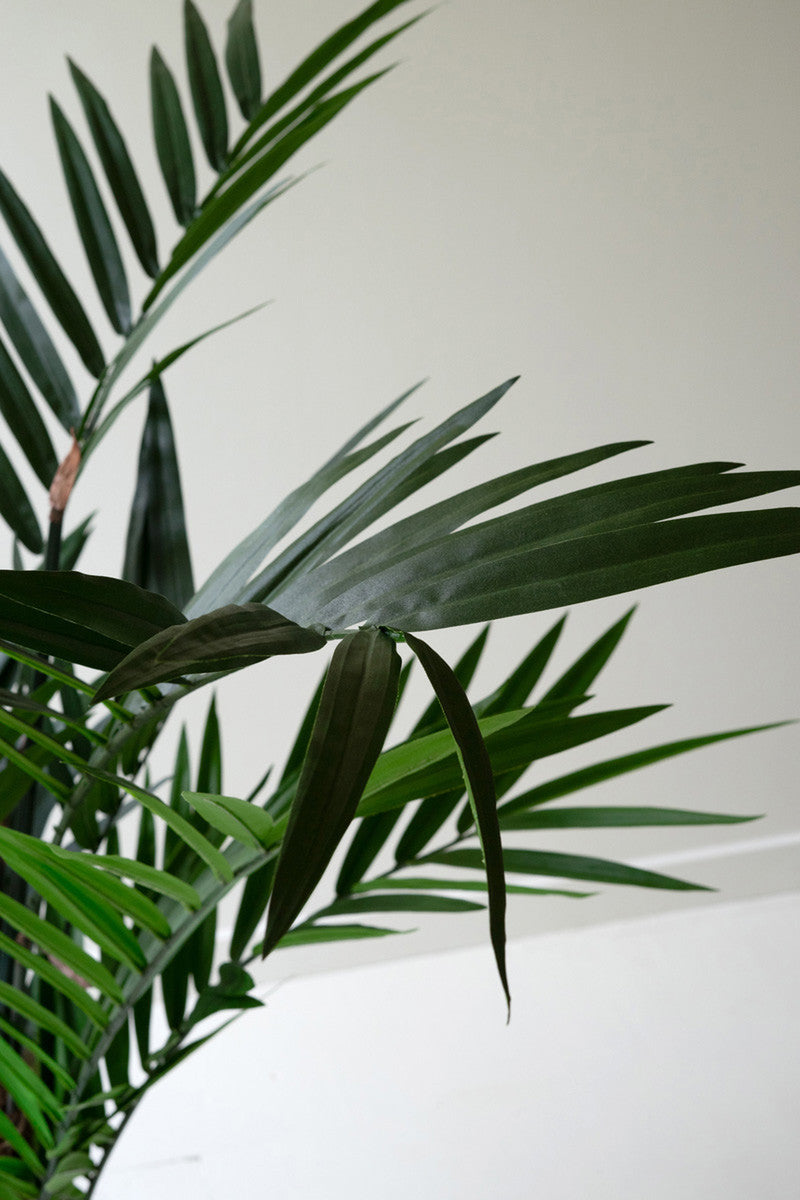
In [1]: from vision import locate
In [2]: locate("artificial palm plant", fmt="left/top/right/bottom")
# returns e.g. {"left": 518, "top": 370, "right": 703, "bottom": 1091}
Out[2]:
{"left": 0, "top": 2, "right": 797, "bottom": 1196}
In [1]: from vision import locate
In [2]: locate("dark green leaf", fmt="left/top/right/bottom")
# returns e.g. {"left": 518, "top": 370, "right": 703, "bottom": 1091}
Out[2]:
{"left": 94, "top": 603, "right": 325, "bottom": 701}
{"left": 0, "top": 245, "right": 79, "bottom": 429}
{"left": 499, "top": 805, "right": 758, "bottom": 830}
{"left": 0, "top": 928, "right": 108, "bottom": 1027}
{"left": 229, "top": 859, "right": 275, "bottom": 960}
{"left": 185, "top": 0, "right": 229, "bottom": 170}
{"left": 0, "top": 569, "right": 185, "bottom": 670}
{"left": 274, "top": 922, "right": 403, "bottom": 949}
{"left": 0, "top": 1108, "right": 44, "bottom": 1176}
{"left": 58, "top": 512, "right": 94, "bottom": 571}
{"left": 320, "top": 893, "right": 485, "bottom": 915}
{"left": 122, "top": 375, "right": 195, "bottom": 608}
{"left": 429, "top": 848, "right": 711, "bottom": 892}
{"left": 68, "top": 60, "right": 159, "bottom": 278}
{"left": 538, "top": 608, "right": 634, "bottom": 709}
{"left": 335, "top": 809, "right": 402, "bottom": 897}
{"left": 188, "top": 382, "right": 421, "bottom": 618}
{"left": 246, "top": 379, "right": 518, "bottom": 606}
{"left": 475, "top": 615, "right": 566, "bottom": 719}
{"left": 263, "top": 628, "right": 401, "bottom": 957}
{"left": 0, "top": 165, "right": 105, "bottom": 374}
{"left": 354, "top": 876, "right": 590, "bottom": 897}
{"left": 278, "top": 669, "right": 325, "bottom": 787}
{"left": 50, "top": 97, "right": 131, "bottom": 334}
{"left": 150, "top": 47, "right": 197, "bottom": 226}
{"left": 336, "top": 507, "right": 800, "bottom": 632}
{"left": 405, "top": 631, "right": 509, "bottom": 1014}
{"left": 0, "top": 442, "right": 43, "bottom": 552}
{"left": 225, "top": 0, "right": 261, "bottom": 120}
{"left": 0, "top": 979, "right": 92, "bottom": 1059}
{"left": 496, "top": 722, "right": 788, "bottom": 818}
{"left": 229, "top": 0, "right": 413, "bottom": 159}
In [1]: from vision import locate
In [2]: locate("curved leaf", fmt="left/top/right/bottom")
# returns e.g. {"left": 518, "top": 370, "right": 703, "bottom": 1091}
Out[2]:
{"left": 405, "top": 632, "right": 509, "bottom": 1013}
{"left": 94, "top": 603, "right": 326, "bottom": 701}
{"left": 68, "top": 59, "right": 159, "bottom": 278}
{"left": 150, "top": 46, "right": 197, "bottom": 227}
{"left": 0, "top": 165, "right": 105, "bottom": 374}
{"left": 320, "top": 893, "right": 485, "bottom": 915}
{"left": 430, "top": 848, "right": 711, "bottom": 892}
{"left": 122, "top": 375, "right": 194, "bottom": 608}
{"left": 263, "top": 627, "right": 401, "bottom": 957}
{"left": 499, "top": 805, "right": 757, "bottom": 830}
{"left": 0, "top": 245, "right": 79, "bottom": 429}
{"left": 0, "top": 442, "right": 43, "bottom": 552}
{"left": 225, "top": 0, "right": 261, "bottom": 120}
{"left": 185, "top": 0, "right": 229, "bottom": 170}
{"left": 50, "top": 97, "right": 131, "bottom": 335}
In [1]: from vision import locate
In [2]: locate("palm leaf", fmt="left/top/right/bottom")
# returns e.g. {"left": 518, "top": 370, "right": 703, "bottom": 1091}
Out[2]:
{"left": 225, "top": 0, "right": 261, "bottom": 120}
{"left": 185, "top": 0, "right": 229, "bottom": 170}
{"left": 0, "top": 443, "right": 43, "bottom": 552}
{"left": 0, "top": 165, "right": 105, "bottom": 374}
{"left": 68, "top": 60, "right": 159, "bottom": 278}
{"left": 150, "top": 47, "right": 197, "bottom": 227}
{"left": 122, "top": 375, "right": 195, "bottom": 608}
{"left": 429, "top": 847, "right": 711, "bottom": 893}
{"left": 50, "top": 97, "right": 131, "bottom": 335}
{"left": 0, "top": 246, "right": 79, "bottom": 429}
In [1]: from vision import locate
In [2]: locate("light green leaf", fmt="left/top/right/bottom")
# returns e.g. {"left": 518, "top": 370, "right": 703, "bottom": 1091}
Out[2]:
{"left": 50, "top": 97, "right": 131, "bottom": 335}
{"left": 184, "top": 791, "right": 275, "bottom": 849}
{"left": 0, "top": 980, "right": 91, "bottom": 1060}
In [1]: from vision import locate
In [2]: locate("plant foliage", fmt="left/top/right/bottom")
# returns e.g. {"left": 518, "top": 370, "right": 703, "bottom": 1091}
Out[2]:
{"left": 0, "top": 2, "right": 795, "bottom": 1196}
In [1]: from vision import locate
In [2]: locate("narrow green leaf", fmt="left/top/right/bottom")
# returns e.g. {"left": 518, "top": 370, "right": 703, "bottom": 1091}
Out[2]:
{"left": 354, "top": 876, "right": 590, "bottom": 897}
{"left": 229, "top": 0, "right": 413, "bottom": 159}
{"left": 0, "top": 732, "right": 69, "bottom": 802}
{"left": 45, "top": 849, "right": 171, "bottom": 939}
{"left": 94, "top": 603, "right": 325, "bottom": 701}
{"left": 68, "top": 59, "right": 159, "bottom": 278}
{"left": 0, "top": 889, "right": 124, "bottom": 1001}
{"left": 0, "top": 1014, "right": 76, "bottom": 1090}
{"left": 338, "top": 507, "right": 800, "bottom": 632}
{"left": 122, "top": 375, "right": 195, "bottom": 608}
{"left": 0, "top": 1029, "right": 64, "bottom": 1121}
{"left": 185, "top": 0, "right": 229, "bottom": 170}
{"left": 429, "top": 848, "right": 711, "bottom": 892}
{"left": 0, "top": 164, "right": 106, "bottom": 374}
{"left": 0, "top": 336, "right": 55, "bottom": 486}
{"left": 44, "top": 1153, "right": 94, "bottom": 1195}
{"left": 184, "top": 791, "right": 275, "bottom": 849}
{"left": 538, "top": 608, "right": 635, "bottom": 709}
{"left": 405, "top": 632, "right": 509, "bottom": 1013}
{"left": 146, "top": 73, "right": 387, "bottom": 308}
{"left": 0, "top": 442, "right": 43, "bottom": 552}
{"left": 278, "top": 669, "right": 325, "bottom": 787}
{"left": 58, "top": 513, "right": 95, "bottom": 572}
{"left": 476, "top": 616, "right": 567, "bottom": 719}
{"left": 229, "top": 859, "right": 275, "bottom": 960}
{"left": 320, "top": 893, "right": 485, "bottom": 915}
{"left": 273, "top": 922, "right": 403, "bottom": 949}
{"left": 49, "top": 96, "right": 131, "bottom": 335}
{"left": 187, "top": 382, "right": 421, "bottom": 618}
{"left": 76, "top": 850, "right": 201, "bottom": 909}
{"left": 495, "top": 722, "right": 788, "bottom": 817}
{"left": 0, "top": 245, "right": 79, "bottom": 429}
{"left": 263, "top": 628, "right": 401, "bottom": 957}
{"left": 150, "top": 46, "right": 197, "bottom": 226}
{"left": 197, "top": 692, "right": 222, "bottom": 794}
{"left": 0, "top": 568, "right": 185, "bottom": 670}
{"left": 0, "top": 980, "right": 91, "bottom": 1059}
{"left": 225, "top": 0, "right": 261, "bottom": 120}
{"left": 245, "top": 378, "right": 518, "bottom": 607}
{"left": 0, "top": 929, "right": 108, "bottom": 1028}
{"left": 0, "top": 1109, "right": 44, "bottom": 1177}
{"left": 133, "top": 807, "right": 155, "bottom": 1069}
{"left": 499, "top": 805, "right": 758, "bottom": 830}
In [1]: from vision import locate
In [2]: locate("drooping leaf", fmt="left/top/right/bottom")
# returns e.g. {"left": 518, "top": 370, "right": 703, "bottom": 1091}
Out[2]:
{"left": 185, "top": 0, "right": 229, "bottom": 170}
{"left": 429, "top": 847, "right": 711, "bottom": 892}
{"left": 0, "top": 442, "right": 43, "bottom": 552}
{"left": 405, "top": 632, "right": 509, "bottom": 1013}
{"left": 150, "top": 46, "right": 197, "bottom": 226}
{"left": 94, "top": 603, "right": 326, "bottom": 701}
{"left": 0, "top": 569, "right": 185, "bottom": 670}
{"left": 0, "top": 245, "right": 79, "bottom": 429}
{"left": 0, "top": 166, "right": 105, "bottom": 374}
{"left": 187, "top": 382, "right": 422, "bottom": 618}
{"left": 122, "top": 375, "right": 195, "bottom": 608}
{"left": 50, "top": 97, "right": 131, "bottom": 335}
{"left": 225, "top": 0, "right": 261, "bottom": 120}
{"left": 262, "top": 627, "right": 401, "bottom": 957}
{"left": 68, "top": 59, "right": 159, "bottom": 278}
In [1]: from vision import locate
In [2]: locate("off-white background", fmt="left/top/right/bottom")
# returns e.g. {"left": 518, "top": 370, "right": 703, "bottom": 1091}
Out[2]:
{"left": 0, "top": 1, "right": 798, "bottom": 1195}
